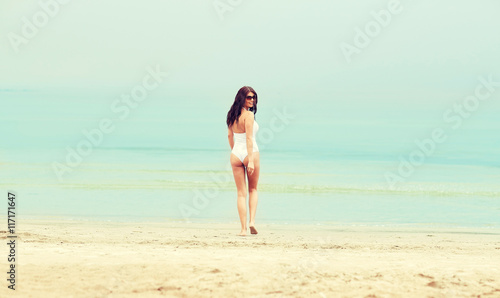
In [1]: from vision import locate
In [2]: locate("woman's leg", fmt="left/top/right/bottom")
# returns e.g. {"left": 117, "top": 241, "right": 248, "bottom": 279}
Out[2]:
{"left": 245, "top": 152, "right": 260, "bottom": 232}
{"left": 230, "top": 153, "right": 247, "bottom": 235}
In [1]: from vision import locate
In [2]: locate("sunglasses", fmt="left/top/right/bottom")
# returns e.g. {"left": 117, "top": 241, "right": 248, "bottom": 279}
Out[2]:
{"left": 246, "top": 95, "right": 256, "bottom": 100}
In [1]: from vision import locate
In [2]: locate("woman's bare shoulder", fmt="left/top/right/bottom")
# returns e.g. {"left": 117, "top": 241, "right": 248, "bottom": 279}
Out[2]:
{"left": 244, "top": 110, "right": 254, "bottom": 120}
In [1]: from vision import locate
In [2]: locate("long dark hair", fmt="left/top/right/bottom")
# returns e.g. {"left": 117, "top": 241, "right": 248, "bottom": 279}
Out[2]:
{"left": 226, "top": 86, "right": 258, "bottom": 127}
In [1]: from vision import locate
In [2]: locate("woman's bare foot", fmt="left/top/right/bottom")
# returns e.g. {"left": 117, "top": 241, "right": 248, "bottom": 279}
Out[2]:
{"left": 249, "top": 222, "right": 258, "bottom": 235}
{"left": 238, "top": 229, "right": 247, "bottom": 236}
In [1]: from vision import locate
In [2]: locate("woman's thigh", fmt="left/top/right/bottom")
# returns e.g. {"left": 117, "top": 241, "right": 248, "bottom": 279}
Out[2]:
{"left": 230, "top": 153, "right": 247, "bottom": 195}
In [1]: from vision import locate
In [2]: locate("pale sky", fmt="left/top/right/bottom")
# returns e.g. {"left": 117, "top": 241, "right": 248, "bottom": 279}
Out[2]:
{"left": 1, "top": 0, "right": 499, "bottom": 151}
{"left": 2, "top": 1, "right": 499, "bottom": 90}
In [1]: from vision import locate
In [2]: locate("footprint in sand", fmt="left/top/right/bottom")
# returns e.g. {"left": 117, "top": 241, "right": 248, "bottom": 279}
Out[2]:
{"left": 427, "top": 281, "right": 443, "bottom": 288}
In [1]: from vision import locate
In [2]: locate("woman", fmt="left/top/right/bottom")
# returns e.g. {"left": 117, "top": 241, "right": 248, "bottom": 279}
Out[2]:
{"left": 227, "top": 86, "right": 260, "bottom": 236}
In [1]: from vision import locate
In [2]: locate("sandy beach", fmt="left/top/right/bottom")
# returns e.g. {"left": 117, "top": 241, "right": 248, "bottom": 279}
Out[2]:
{"left": 1, "top": 219, "right": 499, "bottom": 297}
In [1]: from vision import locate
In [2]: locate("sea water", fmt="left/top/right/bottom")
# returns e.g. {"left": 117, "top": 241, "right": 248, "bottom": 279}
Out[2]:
{"left": 1, "top": 91, "right": 499, "bottom": 228}
{"left": 1, "top": 146, "right": 499, "bottom": 228}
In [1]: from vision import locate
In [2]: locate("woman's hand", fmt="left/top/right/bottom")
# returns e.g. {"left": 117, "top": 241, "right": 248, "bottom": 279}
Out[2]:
{"left": 247, "top": 161, "right": 255, "bottom": 175}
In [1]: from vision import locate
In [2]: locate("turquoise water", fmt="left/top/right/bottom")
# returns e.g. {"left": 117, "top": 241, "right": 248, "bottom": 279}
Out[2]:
{"left": 1, "top": 146, "right": 499, "bottom": 228}
{"left": 1, "top": 91, "right": 499, "bottom": 228}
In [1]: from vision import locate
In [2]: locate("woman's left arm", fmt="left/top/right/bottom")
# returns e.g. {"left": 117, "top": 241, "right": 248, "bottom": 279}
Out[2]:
{"left": 227, "top": 126, "right": 234, "bottom": 149}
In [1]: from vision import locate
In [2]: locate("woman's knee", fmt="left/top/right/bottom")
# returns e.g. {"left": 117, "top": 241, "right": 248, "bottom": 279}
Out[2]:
{"left": 237, "top": 190, "right": 247, "bottom": 198}
{"left": 248, "top": 187, "right": 258, "bottom": 194}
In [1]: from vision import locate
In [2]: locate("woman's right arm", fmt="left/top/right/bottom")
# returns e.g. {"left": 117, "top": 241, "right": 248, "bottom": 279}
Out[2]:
{"left": 228, "top": 126, "right": 234, "bottom": 150}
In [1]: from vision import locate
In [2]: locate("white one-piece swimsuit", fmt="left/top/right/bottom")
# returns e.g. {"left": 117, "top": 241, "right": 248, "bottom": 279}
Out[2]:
{"left": 231, "top": 120, "right": 259, "bottom": 163}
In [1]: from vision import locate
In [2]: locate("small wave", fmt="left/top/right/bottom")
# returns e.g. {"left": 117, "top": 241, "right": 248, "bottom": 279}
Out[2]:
{"left": 3, "top": 181, "right": 498, "bottom": 197}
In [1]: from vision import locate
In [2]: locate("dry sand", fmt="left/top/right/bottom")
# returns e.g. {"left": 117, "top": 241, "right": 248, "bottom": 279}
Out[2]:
{"left": 1, "top": 219, "right": 500, "bottom": 297}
